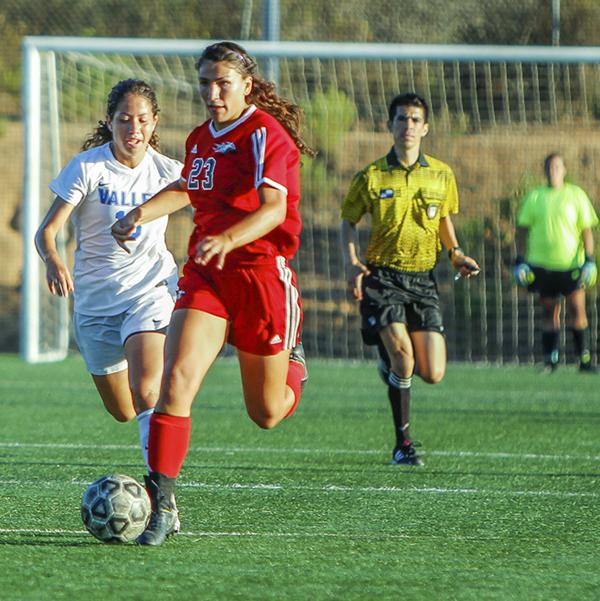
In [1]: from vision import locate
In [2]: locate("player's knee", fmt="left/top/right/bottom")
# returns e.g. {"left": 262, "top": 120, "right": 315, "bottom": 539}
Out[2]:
{"left": 107, "top": 406, "right": 135, "bottom": 423}
{"left": 419, "top": 365, "right": 445, "bottom": 384}
{"left": 388, "top": 347, "right": 414, "bottom": 374}
{"left": 246, "top": 397, "right": 285, "bottom": 429}
{"left": 130, "top": 383, "right": 159, "bottom": 414}
{"left": 248, "top": 409, "right": 281, "bottom": 429}
{"left": 162, "top": 362, "right": 195, "bottom": 406}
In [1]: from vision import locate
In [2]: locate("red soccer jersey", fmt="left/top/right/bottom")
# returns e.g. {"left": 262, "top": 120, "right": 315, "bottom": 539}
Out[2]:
{"left": 181, "top": 105, "right": 301, "bottom": 265}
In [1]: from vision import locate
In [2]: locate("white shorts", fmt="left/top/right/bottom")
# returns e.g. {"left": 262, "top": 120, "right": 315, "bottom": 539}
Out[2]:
{"left": 73, "top": 278, "right": 176, "bottom": 376}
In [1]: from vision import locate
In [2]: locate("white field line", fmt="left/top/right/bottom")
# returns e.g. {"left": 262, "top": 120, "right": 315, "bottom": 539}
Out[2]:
{"left": 1, "top": 441, "right": 600, "bottom": 462}
{"left": 0, "top": 478, "right": 596, "bottom": 499}
{"left": 0, "top": 527, "right": 502, "bottom": 541}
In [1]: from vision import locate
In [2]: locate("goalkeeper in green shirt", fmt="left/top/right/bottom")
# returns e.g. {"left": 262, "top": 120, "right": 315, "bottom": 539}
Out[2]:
{"left": 515, "top": 153, "right": 598, "bottom": 372}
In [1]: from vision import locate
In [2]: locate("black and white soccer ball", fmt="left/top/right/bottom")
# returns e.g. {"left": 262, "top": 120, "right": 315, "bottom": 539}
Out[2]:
{"left": 81, "top": 474, "right": 150, "bottom": 543}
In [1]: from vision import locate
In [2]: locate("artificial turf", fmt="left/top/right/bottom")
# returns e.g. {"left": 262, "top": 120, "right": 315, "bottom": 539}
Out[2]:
{"left": 0, "top": 354, "right": 598, "bottom": 600}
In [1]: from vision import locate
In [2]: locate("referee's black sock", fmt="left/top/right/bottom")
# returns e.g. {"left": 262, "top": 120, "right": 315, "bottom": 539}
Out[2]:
{"left": 388, "top": 371, "right": 412, "bottom": 447}
{"left": 571, "top": 327, "right": 591, "bottom": 365}
{"left": 542, "top": 330, "right": 560, "bottom": 366}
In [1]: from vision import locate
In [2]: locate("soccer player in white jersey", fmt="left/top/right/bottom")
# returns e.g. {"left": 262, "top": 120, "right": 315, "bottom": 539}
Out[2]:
{"left": 35, "top": 79, "right": 186, "bottom": 472}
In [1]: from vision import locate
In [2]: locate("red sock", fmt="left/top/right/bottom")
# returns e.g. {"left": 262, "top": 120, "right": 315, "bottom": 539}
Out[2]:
{"left": 147, "top": 412, "right": 191, "bottom": 478}
{"left": 285, "top": 360, "right": 304, "bottom": 418}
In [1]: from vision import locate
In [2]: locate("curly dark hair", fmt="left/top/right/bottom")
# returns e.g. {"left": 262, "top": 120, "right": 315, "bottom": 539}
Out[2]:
{"left": 196, "top": 41, "right": 316, "bottom": 158}
{"left": 81, "top": 79, "right": 160, "bottom": 151}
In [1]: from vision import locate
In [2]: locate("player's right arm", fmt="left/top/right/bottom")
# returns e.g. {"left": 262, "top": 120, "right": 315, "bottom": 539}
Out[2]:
{"left": 341, "top": 171, "right": 371, "bottom": 300}
{"left": 341, "top": 220, "right": 370, "bottom": 301}
{"left": 513, "top": 192, "right": 534, "bottom": 286}
{"left": 341, "top": 171, "right": 369, "bottom": 300}
{"left": 111, "top": 179, "right": 190, "bottom": 252}
{"left": 35, "top": 197, "right": 76, "bottom": 297}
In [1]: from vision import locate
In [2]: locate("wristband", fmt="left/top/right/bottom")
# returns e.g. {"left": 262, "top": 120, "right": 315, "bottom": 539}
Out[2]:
{"left": 585, "top": 255, "right": 595, "bottom": 263}
{"left": 448, "top": 246, "right": 463, "bottom": 259}
{"left": 515, "top": 255, "right": 525, "bottom": 265}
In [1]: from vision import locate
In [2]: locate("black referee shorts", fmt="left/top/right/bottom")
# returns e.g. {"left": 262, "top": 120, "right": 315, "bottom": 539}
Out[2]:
{"left": 360, "top": 264, "right": 444, "bottom": 345}
{"left": 529, "top": 265, "right": 581, "bottom": 298}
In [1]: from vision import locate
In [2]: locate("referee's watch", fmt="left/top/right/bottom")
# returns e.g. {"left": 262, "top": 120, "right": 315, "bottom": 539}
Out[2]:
{"left": 448, "top": 246, "right": 464, "bottom": 260}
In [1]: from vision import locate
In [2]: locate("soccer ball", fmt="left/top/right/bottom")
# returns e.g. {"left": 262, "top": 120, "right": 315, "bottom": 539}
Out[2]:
{"left": 81, "top": 474, "right": 150, "bottom": 543}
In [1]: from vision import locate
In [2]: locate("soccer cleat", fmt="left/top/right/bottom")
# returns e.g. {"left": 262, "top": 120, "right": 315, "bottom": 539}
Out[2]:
{"left": 137, "top": 472, "right": 179, "bottom": 546}
{"left": 391, "top": 442, "right": 423, "bottom": 466}
{"left": 289, "top": 341, "right": 308, "bottom": 389}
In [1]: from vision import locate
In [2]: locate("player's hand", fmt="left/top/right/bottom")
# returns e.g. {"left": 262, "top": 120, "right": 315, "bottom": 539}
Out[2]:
{"left": 44, "top": 255, "right": 74, "bottom": 298}
{"left": 512, "top": 260, "right": 533, "bottom": 287}
{"left": 579, "top": 259, "right": 598, "bottom": 289}
{"left": 111, "top": 209, "right": 141, "bottom": 253}
{"left": 452, "top": 254, "right": 480, "bottom": 279}
{"left": 195, "top": 233, "right": 234, "bottom": 270}
{"left": 346, "top": 263, "right": 370, "bottom": 301}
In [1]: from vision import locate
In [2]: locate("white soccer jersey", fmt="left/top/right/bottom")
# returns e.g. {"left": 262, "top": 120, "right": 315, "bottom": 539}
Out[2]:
{"left": 49, "top": 143, "right": 182, "bottom": 316}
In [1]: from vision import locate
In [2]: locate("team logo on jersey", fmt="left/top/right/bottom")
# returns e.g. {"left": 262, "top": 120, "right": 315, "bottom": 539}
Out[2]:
{"left": 213, "top": 141, "right": 237, "bottom": 154}
{"left": 426, "top": 204, "right": 439, "bottom": 219}
{"left": 98, "top": 180, "right": 108, "bottom": 188}
{"left": 379, "top": 189, "right": 394, "bottom": 199}
{"left": 191, "top": 144, "right": 198, "bottom": 154}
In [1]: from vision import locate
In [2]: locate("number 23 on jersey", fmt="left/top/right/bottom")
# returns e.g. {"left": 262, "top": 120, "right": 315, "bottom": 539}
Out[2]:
{"left": 187, "top": 157, "right": 216, "bottom": 190}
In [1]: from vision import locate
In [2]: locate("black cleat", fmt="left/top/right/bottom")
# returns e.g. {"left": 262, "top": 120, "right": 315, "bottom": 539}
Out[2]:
{"left": 391, "top": 442, "right": 423, "bottom": 466}
{"left": 137, "top": 508, "right": 179, "bottom": 546}
{"left": 136, "top": 472, "right": 179, "bottom": 546}
{"left": 290, "top": 342, "right": 308, "bottom": 389}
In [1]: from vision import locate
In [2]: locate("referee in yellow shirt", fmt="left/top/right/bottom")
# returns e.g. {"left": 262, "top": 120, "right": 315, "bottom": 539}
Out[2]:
{"left": 515, "top": 153, "right": 598, "bottom": 373}
{"left": 341, "top": 92, "right": 479, "bottom": 466}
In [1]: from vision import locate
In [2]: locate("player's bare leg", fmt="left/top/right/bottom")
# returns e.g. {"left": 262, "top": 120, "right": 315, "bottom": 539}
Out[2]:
{"left": 379, "top": 324, "right": 422, "bottom": 465}
{"left": 157, "top": 309, "right": 227, "bottom": 415}
{"left": 125, "top": 331, "right": 165, "bottom": 413}
{"left": 125, "top": 330, "right": 167, "bottom": 468}
{"left": 238, "top": 348, "right": 304, "bottom": 428}
{"left": 138, "top": 309, "right": 227, "bottom": 546}
{"left": 539, "top": 296, "right": 561, "bottom": 371}
{"left": 410, "top": 330, "right": 447, "bottom": 384}
{"left": 91, "top": 371, "right": 136, "bottom": 422}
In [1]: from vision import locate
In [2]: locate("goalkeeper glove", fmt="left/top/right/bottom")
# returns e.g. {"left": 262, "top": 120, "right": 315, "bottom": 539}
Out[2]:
{"left": 513, "top": 257, "right": 534, "bottom": 287}
{"left": 578, "top": 257, "right": 598, "bottom": 289}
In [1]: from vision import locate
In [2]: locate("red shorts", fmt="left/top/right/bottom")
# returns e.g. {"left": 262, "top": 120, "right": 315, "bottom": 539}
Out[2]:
{"left": 175, "top": 256, "right": 303, "bottom": 355}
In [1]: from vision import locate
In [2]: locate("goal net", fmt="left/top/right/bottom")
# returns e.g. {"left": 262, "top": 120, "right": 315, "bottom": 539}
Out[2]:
{"left": 22, "top": 38, "right": 600, "bottom": 363}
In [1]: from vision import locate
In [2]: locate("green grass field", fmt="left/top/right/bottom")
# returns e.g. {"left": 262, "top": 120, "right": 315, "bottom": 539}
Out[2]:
{"left": 0, "top": 353, "right": 599, "bottom": 600}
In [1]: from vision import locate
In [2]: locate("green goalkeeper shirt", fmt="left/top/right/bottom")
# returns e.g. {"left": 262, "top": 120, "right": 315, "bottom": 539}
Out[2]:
{"left": 517, "top": 183, "right": 598, "bottom": 270}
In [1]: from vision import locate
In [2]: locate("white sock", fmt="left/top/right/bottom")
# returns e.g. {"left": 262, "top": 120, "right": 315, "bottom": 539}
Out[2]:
{"left": 135, "top": 408, "right": 154, "bottom": 469}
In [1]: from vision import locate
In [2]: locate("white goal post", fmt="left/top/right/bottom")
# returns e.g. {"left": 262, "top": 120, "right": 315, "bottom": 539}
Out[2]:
{"left": 21, "top": 36, "right": 600, "bottom": 363}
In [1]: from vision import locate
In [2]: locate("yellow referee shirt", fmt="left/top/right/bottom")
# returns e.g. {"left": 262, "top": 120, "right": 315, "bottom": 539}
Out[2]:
{"left": 341, "top": 148, "right": 459, "bottom": 272}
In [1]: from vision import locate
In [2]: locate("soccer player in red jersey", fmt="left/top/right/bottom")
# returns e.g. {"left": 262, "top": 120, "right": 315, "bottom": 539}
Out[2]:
{"left": 111, "top": 41, "right": 315, "bottom": 545}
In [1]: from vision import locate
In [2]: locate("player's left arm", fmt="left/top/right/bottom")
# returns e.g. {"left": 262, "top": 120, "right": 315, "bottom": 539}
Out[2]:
{"left": 195, "top": 185, "right": 286, "bottom": 270}
{"left": 578, "top": 227, "right": 597, "bottom": 288}
{"left": 439, "top": 215, "right": 480, "bottom": 278}
{"left": 582, "top": 227, "right": 594, "bottom": 257}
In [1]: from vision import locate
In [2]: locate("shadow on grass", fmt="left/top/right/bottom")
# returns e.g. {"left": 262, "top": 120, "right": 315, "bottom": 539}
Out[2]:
{"left": 0, "top": 536, "right": 96, "bottom": 547}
